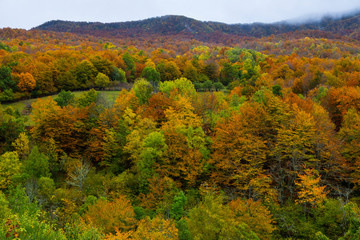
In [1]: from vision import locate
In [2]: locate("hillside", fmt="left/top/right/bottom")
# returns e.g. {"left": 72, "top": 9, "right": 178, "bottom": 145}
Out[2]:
{"left": 33, "top": 12, "right": 360, "bottom": 40}
{"left": 4, "top": 8, "right": 360, "bottom": 239}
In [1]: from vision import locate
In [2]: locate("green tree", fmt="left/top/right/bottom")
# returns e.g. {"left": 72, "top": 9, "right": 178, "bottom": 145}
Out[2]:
{"left": 0, "top": 191, "right": 11, "bottom": 222}
{"left": 159, "top": 78, "right": 196, "bottom": 98}
{"left": 141, "top": 66, "right": 161, "bottom": 86}
{"left": 137, "top": 131, "right": 168, "bottom": 193}
{"left": 23, "top": 146, "right": 50, "bottom": 180}
{"left": 202, "top": 80, "right": 213, "bottom": 91}
{"left": 0, "top": 106, "right": 25, "bottom": 153}
{"left": 187, "top": 193, "right": 259, "bottom": 240}
{"left": 219, "top": 62, "right": 238, "bottom": 86}
{"left": 213, "top": 82, "right": 224, "bottom": 91}
{"left": 156, "top": 61, "right": 181, "bottom": 81}
{"left": 0, "top": 66, "right": 16, "bottom": 91}
{"left": 95, "top": 73, "right": 111, "bottom": 89}
{"left": 272, "top": 84, "right": 283, "bottom": 97}
{"left": 0, "top": 152, "right": 21, "bottom": 189}
{"left": 133, "top": 78, "right": 153, "bottom": 104}
{"left": 77, "top": 89, "right": 99, "bottom": 107}
{"left": 110, "top": 66, "right": 126, "bottom": 82}
{"left": 55, "top": 90, "right": 75, "bottom": 107}
{"left": 75, "top": 60, "right": 98, "bottom": 88}
{"left": 170, "top": 191, "right": 187, "bottom": 220}
{"left": 122, "top": 52, "right": 136, "bottom": 81}
{"left": 90, "top": 56, "right": 113, "bottom": 76}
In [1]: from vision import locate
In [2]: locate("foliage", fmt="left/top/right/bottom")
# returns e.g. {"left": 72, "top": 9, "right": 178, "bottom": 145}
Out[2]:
{"left": 84, "top": 195, "right": 137, "bottom": 234}
{"left": 187, "top": 193, "right": 259, "bottom": 240}
{"left": 3, "top": 18, "right": 360, "bottom": 239}
{"left": 159, "top": 77, "right": 196, "bottom": 98}
{"left": 22, "top": 146, "right": 50, "bottom": 180}
{"left": 132, "top": 215, "right": 178, "bottom": 239}
{"left": 55, "top": 90, "right": 76, "bottom": 107}
{"left": 95, "top": 72, "right": 111, "bottom": 89}
{"left": 17, "top": 72, "right": 36, "bottom": 92}
{"left": 0, "top": 152, "right": 21, "bottom": 189}
{"left": 133, "top": 78, "right": 153, "bottom": 104}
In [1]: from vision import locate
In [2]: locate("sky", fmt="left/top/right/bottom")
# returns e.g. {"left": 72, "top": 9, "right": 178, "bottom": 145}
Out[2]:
{"left": 1, "top": 0, "right": 360, "bottom": 30}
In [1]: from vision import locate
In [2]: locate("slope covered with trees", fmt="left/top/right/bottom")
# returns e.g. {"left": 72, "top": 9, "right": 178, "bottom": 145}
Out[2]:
{"left": 34, "top": 12, "right": 360, "bottom": 40}
{"left": 2, "top": 13, "right": 360, "bottom": 239}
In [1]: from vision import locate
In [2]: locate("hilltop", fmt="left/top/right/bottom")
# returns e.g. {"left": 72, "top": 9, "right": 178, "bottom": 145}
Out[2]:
{"left": 33, "top": 12, "right": 360, "bottom": 40}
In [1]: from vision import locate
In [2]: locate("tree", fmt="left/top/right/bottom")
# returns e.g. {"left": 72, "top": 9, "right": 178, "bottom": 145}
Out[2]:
{"left": 170, "top": 191, "right": 187, "bottom": 220}
{"left": 133, "top": 78, "right": 153, "bottom": 104}
{"left": 75, "top": 60, "right": 97, "bottom": 88}
{"left": 202, "top": 80, "right": 213, "bottom": 91}
{"left": 122, "top": 52, "right": 136, "bottom": 81}
{"left": 66, "top": 161, "right": 92, "bottom": 191}
{"left": 219, "top": 62, "right": 238, "bottom": 86}
{"left": 156, "top": 61, "right": 181, "bottom": 81}
{"left": 31, "top": 97, "right": 91, "bottom": 157}
{"left": 295, "top": 167, "right": 327, "bottom": 208}
{"left": 95, "top": 72, "right": 111, "bottom": 89}
{"left": 229, "top": 198, "right": 276, "bottom": 240}
{"left": 90, "top": 56, "right": 113, "bottom": 76}
{"left": 141, "top": 66, "right": 160, "bottom": 86}
{"left": 159, "top": 78, "right": 196, "bottom": 99}
{"left": 12, "top": 132, "right": 30, "bottom": 160}
{"left": 270, "top": 105, "right": 319, "bottom": 203}
{"left": 338, "top": 108, "right": 360, "bottom": 186}
{"left": 136, "top": 131, "right": 168, "bottom": 193}
{"left": 272, "top": 84, "right": 283, "bottom": 97}
{"left": 0, "top": 152, "right": 21, "bottom": 189}
{"left": 17, "top": 72, "right": 36, "bottom": 92}
{"left": 54, "top": 90, "right": 75, "bottom": 107}
{"left": 110, "top": 66, "right": 126, "bottom": 82}
{"left": 22, "top": 146, "right": 50, "bottom": 180}
{"left": 132, "top": 216, "right": 178, "bottom": 240}
{"left": 84, "top": 195, "right": 137, "bottom": 234}
{"left": 211, "top": 102, "right": 271, "bottom": 199}
{"left": 0, "top": 66, "right": 16, "bottom": 91}
{"left": 0, "top": 107, "right": 25, "bottom": 153}
{"left": 158, "top": 97, "right": 208, "bottom": 187}
{"left": 77, "top": 89, "right": 99, "bottom": 107}
{"left": 187, "top": 193, "right": 259, "bottom": 240}
{"left": 213, "top": 82, "right": 224, "bottom": 91}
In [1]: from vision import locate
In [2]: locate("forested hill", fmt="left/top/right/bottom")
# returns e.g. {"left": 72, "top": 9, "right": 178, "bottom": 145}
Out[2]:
{"left": 33, "top": 12, "right": 360, "bottom": 39}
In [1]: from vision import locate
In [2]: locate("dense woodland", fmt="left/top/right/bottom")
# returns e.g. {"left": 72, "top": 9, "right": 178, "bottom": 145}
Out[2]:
{"left": 2, "top": 13, "right": 360, "bottom": 239}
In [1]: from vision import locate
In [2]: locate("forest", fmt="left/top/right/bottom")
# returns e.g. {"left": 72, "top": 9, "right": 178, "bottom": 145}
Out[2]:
{"left": 1, "top": 13, "right": 360, "bottom": 239}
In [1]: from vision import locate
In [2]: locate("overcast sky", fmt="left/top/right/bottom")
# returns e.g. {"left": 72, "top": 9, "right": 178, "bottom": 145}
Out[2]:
{"left": 1, "top": 0, "right": 360, "bottom": 29}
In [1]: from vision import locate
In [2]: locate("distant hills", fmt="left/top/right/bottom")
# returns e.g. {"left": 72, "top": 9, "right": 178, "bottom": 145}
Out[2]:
{"left": 33, "top": 12, "right": 360, "bottom": 40}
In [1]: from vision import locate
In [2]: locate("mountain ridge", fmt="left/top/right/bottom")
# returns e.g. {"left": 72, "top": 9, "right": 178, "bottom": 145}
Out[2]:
{"left": 32, "top": 12, "right": 360, "bottom": 40}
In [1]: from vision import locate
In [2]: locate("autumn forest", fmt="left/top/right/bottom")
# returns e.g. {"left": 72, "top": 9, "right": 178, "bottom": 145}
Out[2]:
{"left": 1, "top": 13, "right": 360, "bottom": 239}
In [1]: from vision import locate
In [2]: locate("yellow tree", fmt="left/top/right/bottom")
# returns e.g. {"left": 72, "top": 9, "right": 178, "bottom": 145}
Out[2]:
{"left": 132, "top": 215, "right": 178, "bottom": 240}
{"left": 0, "top": 152, "right": 21, "bottom": 189}
{"left": 31, "top": 97, "right": 91, "bottom": 157}
{"left": 12, "top": 132, "right": 30, "bottom": 160}
{"left": 211, "top": 102, "right": 271, "bottom": 199}
{"left": 17, "top": 72, "right": 36, "bottom": 92}
{"left": 338, "top": 108, "right": 360, "bottom": 186}
{"left": 105, "top": 229, "right": 132, "bottom": 240}
{"left": 159, "top": 96, "right": 208, "bottom": 187}
{"left": 295, "top": 166, "right": 327, "bottom": 207}
{"left": 83, "top": 195, "right": 137, "bottom": 234}
{"left": 271, "top": 105, "right": 318, "bottom": 203}
{"left": 229, "top": 198, "right": 276, "bottom": 240}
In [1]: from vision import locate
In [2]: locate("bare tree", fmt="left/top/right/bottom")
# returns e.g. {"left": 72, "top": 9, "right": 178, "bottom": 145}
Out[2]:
{"left": 66, "top": 160, "right": 92, "bottom": 191}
